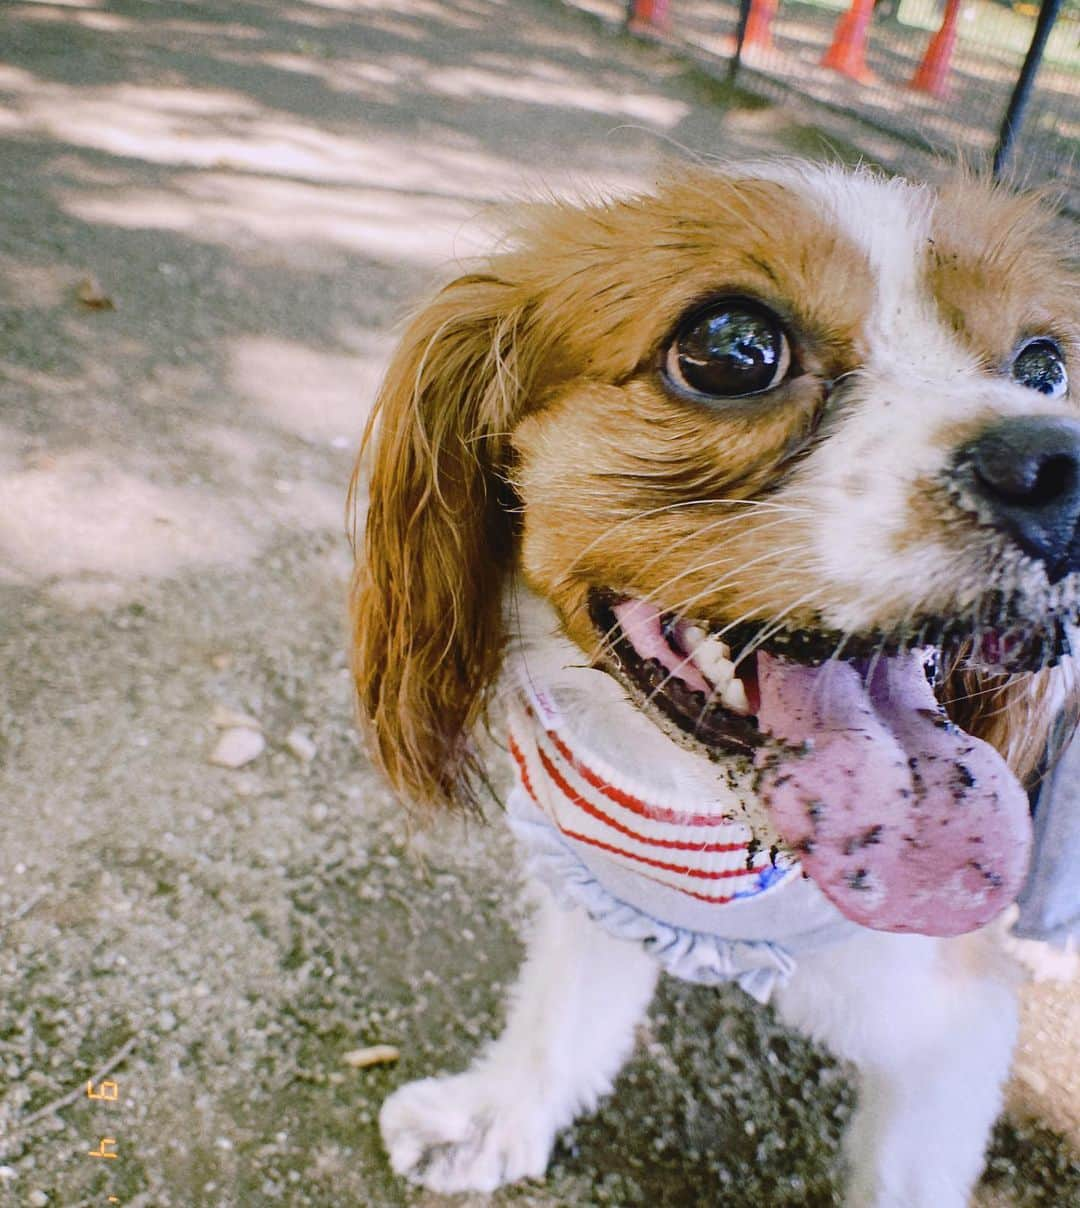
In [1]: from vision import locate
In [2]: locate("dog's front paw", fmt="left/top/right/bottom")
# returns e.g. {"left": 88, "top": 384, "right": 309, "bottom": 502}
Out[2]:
{"left": 379, "top": 1072, "right": 557, "bottom": 1192}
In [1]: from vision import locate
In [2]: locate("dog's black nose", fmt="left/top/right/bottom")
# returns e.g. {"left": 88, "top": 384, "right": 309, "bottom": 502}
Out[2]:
{"left": 960, "top": 417, "right": 1080, "bottom": 583}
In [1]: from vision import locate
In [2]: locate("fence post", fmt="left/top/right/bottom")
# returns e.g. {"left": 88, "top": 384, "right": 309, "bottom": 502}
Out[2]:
{"left": 992, "top": 0, "right": 1063, "bottom": 178}
{"left": 729, "top": 0, "right": 755, "bottom": 81}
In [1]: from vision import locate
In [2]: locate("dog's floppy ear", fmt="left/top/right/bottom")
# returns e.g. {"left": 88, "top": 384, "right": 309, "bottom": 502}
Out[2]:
{"left": 350, "top": 272, "right": 536, "bottom": 814}
{"left": 944, "top": 662, "right": 1078, "bottom": 787}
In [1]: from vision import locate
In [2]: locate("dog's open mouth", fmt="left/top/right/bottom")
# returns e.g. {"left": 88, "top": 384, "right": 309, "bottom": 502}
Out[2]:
{"left": 587, "top": 589, "right": 1064, "bottom": 937}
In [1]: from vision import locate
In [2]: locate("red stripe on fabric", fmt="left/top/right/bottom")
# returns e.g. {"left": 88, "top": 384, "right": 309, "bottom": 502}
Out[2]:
{"left": 555, "top": 820, "right": 760, "bottom": 881}
{"left": 538, "top": 744, "right": 756, "bottom": 861}
{"left": 532, "top": 706, "right": 735, "bottom": 831}
{"left": 511, "top": 734, "right": 748, "bottom": 905}
{"left": 537, "top": 739, "right": 762, "bottom": 880}
{"left": 558, "top": 825, "right": 747, "bottom": 900}
{"left": 509, "top": 733, "right": 540, "bottom": 804}
{"left": 637, "top": 870, "right": 739, "bottom": 905}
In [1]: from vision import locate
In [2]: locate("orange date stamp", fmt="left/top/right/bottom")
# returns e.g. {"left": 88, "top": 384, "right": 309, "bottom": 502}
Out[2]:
{"left": 86, "top": 1077, "right": 122, "bottom": 1201}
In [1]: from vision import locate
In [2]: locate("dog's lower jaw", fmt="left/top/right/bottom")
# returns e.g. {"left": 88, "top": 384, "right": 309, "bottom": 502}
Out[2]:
{"left": 380, "top": 887, "right": 1017, "bottom": 1206}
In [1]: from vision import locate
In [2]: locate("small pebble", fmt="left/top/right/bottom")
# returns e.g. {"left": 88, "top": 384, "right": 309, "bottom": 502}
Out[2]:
{"left": 28, "top": 1192, "right": 48, "bottom": 1207}
{"left": 286, "top": 729, "right": 317, "bottom": 763}
{"left": 342, "top": 1045, "right": 399, "bottom": 1068}
{"left": 75, "top": 274, "right": 114, "bottom": 310}
{"left": 209, "top": 727, "right": 265, "bottom": 769}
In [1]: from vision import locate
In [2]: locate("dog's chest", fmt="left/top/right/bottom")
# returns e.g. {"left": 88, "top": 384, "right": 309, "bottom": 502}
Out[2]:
{"left": 509, "top": 679, "right": 793, "bottom": 906}
{"left": 504, "top": 676, "right": 856, "bottom": 997}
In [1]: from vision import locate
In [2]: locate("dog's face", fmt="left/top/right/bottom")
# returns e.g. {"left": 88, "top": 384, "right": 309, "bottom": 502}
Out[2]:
{"left": 352, "top": 165, "right": 1080, "bottom": 935}
{"left": 514, "top": 172, "right": 1077, "bottom": 664}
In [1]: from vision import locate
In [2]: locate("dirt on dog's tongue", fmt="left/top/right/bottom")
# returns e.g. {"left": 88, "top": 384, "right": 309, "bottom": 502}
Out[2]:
{"left": 755, "top": 651, "right": 1031, "bottom": 935}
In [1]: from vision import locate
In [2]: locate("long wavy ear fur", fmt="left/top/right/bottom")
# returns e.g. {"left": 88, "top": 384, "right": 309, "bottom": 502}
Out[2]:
{"left": 944, "top": 659, "right": 1079, "bottom": 789}
{"left": 349, "top": 273, "right": 536, "bottom": 815}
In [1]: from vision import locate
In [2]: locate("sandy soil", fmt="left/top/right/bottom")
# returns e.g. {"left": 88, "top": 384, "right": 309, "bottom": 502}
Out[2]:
{"left": 0, "top": 1, "right": 1076, "bottom": 1205}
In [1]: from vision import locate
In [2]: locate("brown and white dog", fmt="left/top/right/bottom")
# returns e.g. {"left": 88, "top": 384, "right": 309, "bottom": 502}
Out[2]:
{"left": 350, "top": 164, "right": 1079, "bottom": 1205}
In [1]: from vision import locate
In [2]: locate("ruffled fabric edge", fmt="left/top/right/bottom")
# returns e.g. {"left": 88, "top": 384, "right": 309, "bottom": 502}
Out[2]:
{"left": 508, "top": 808, "right": 796, "bottom": 1004}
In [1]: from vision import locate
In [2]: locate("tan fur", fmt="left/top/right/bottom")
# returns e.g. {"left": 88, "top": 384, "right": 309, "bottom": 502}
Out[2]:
{"left": 929, "top": 178, "right": 1080, "bottom": 368}
{"left": 349, "top": 273, "right": 535, "bottom": 813}
{"left": 351, "top": 168, "right": 1079, "bottom": 813}
{"left": 944, "top": 663, "right": 1074, "bottom": 787}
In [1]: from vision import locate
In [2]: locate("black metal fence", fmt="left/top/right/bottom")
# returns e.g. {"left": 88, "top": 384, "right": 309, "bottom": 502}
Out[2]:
{"left": 573, "top": 0, "right": 1079, "bottom": 210}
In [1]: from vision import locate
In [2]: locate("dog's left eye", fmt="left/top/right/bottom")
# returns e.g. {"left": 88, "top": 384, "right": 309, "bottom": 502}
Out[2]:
{"left": 664, "top": 300, "right": 792, "bottom": 401}
{"left": 1010, "top": 338, "right": 1067, "bottom": 399}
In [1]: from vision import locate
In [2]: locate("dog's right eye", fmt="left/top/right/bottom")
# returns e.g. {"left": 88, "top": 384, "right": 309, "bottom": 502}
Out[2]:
{"left": 664, "top": 300, "right": 792, "bottom": 401}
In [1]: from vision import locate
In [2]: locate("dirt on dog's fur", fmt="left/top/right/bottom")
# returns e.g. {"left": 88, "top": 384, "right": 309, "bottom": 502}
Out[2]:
{"left": 0, "top": 1, "right": 1075, "bottom": 1204}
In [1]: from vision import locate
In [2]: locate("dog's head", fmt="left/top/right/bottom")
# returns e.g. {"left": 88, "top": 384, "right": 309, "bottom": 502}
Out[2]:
{"left": 351, "top": 164, "right": 1080, "bottom": 935}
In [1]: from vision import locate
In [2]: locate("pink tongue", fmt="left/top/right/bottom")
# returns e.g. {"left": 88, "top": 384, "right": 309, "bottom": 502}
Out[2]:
{"left": 754, "top": 652, "right": 1032, "bottom": 936}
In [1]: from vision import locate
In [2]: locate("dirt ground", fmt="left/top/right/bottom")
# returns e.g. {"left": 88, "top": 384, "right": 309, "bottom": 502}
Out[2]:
{"left": 0, "top": 1, "right": 1077, "bottom": 1205}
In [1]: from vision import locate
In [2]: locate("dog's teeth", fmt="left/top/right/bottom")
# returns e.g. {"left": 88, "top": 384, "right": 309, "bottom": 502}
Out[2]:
{"left": 682, "top": 627, "right": 749, "bottom": 710}
{"left": 685, "top": 631, "right": 734, "bottom": 684}
{"left": 682, "top": 624, "right": 710, "bottom": 650}
{"left": 720, "top": 676, "right": 750, "bottom": 716}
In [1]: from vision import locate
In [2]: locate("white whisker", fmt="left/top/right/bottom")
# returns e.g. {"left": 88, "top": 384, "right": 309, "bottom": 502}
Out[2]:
{"left": 548, "top": 496, "right": 811, "bottom": 583}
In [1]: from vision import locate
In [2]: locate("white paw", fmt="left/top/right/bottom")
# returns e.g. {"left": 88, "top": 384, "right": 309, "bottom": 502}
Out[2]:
{"left": 379, "top": 1071, "right": 557, "bottom": 1193}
